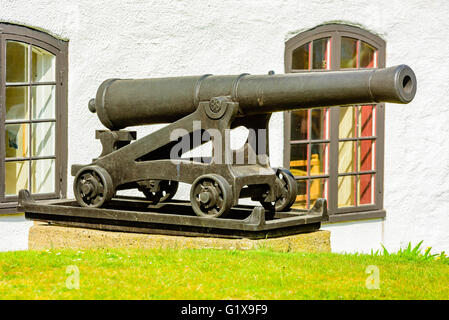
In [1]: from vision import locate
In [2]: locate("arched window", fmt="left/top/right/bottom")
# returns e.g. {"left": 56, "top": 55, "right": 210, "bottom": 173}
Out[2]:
{"left": 0, "top": 23, "right": 68, "bottom": 213}
{"left": 284, "top": 24, "right": 386, "bottom": 221}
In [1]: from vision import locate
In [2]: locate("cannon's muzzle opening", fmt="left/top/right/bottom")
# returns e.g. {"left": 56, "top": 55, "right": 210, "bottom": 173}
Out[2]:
{"left": 403, "top": 76, "right": 413, "bottom": 94}
{"left": 370, "top": 64, "right": 416, "bottom": 104}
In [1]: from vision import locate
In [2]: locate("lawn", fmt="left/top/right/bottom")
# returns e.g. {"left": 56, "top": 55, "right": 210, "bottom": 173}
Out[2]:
{"left": 0, "top": 248, "right": 448, "bottom": 299}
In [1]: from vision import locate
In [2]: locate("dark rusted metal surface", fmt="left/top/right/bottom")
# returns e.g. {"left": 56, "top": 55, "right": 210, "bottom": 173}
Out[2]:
{"left": 68, "top": 65, "right": 416, "bottom": 219}
{"left": 90, "top": 65, "right": 416, "bottom": 130}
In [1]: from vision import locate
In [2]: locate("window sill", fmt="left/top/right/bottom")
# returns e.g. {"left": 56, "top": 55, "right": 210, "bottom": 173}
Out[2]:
{"left": 324, "top": 209, "right": 386, "bottom": 223}
{"left": 0, "top": 204, "right": 23, "bottom": 215}
{"left": 0, "top": 195, "right": 60, "bottom": 215}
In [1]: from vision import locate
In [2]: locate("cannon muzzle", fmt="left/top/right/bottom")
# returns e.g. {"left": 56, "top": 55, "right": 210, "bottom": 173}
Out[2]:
{"left": 89, "top": 64, "right": 416, "bottom": 130}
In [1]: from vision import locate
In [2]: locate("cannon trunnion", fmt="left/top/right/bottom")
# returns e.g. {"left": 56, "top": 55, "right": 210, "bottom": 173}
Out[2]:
{"left": 71, "top": 65, "right": 416, "bottom": 219}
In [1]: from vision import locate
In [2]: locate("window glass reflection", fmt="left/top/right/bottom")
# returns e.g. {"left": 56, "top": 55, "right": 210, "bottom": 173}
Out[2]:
{"left": 32, "top": 85, "right": 56, "bottom": 119}
{"left": 6, "top": 87, "right": 28, "bottom": 120}
{"left": 32, "top": 46, "right": 55, "bottom": 82}
{"left": 6, "top": 41, "right": 29, "bottom": 83}
{"left": 358, "top": 174, "right": 375, "bottom": 205}
{"left": 339, "top": 107, "right": 356, "bottom": 139}
{"left": 293, "top": 180, "right": 308, "bottom": 209}
{"left": 359, "top": 105, "right": 375, "bottom": 137}
{"left": 338, "top": 175, "right": 356, "bottom": 207}
{"left": 312, "top": 38, "right": 330, "bottom": 70}
{"left": 5, "top": 124, "right": 28, "bottom": 158}
{"left": 290, "top": 144, "right": 308, "bottom": 177}
{"left": 311, "top": 108, "right": 327, "bottom": 140}
{"left": 358, "top": 140, "right": 375, "bottom": 172}
{"left": 5, "top": 161, "right": 28, "bottom": 196}
{"left": 32, "top": 159, "right": 55, "bottom": 194}
{"left": 310, "top": 178, "right": 327, "bottom": 207}
{"left": 360, "top": 42, "right": 376, "bottom": 68}
{"left": 32, "top": 122, "right": 55, "bottom": 157}
{"left": 291, "top": 110, "right": 308, "bottom": 140}
{"left": 338, "top": 141, "right": 356, "bottom": 174}
{"left": 310, "top": 143, "right": 328, "bottom": 176}
{"left": 292, "top": 43, "right": 310, "bottom": 70}
{"left": 341, "top": 37, "right": 358, "bottom": 68}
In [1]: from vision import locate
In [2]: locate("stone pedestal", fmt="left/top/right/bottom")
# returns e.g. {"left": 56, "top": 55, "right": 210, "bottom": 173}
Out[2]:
{"left": 29, "top": 222, "right": 331, "bottom": 253}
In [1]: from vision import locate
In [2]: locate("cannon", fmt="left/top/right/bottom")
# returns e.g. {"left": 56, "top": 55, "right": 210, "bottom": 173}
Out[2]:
{"left": 72, "top": 65, "right": 416, "bottom": 218}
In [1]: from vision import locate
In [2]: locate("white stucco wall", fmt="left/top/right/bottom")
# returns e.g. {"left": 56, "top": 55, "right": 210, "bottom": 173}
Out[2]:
{"left": 0, "top": 214, "right": 32, "bottom": 251}
{"left": 322, "top": 219, "right": 385, "bottom": 254}
{"left": 0, "top": 0, "right": 448, "bottom": 253}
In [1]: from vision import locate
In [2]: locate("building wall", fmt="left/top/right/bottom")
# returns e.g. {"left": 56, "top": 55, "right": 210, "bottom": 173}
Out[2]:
{"left": 1, "top": 0, "right": 448, "bottom": 253}
{"left": 0, "top": 214, "right": 32, "bottom": 251}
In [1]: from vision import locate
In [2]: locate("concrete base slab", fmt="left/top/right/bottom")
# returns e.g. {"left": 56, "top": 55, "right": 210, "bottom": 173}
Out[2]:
{"left": 29, "top": 222, "right": 331, "bottom": 253}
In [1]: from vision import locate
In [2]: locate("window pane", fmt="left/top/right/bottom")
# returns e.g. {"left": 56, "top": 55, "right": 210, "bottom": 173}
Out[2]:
{"left": 292, "top": 42, "right": 310, "bottom": 70}
{"left": 290, "top": 110, "right": 308, "bottom": 141}
{"left": 6, "top": 41, "right": 29, "bottom": 83}
{"left": 32, "top": 85, "right": 56, "bottom": 119}
{"left": 32, "top": 46, "right": 55, "bottom": 82}
{"left": 358, "top": 174, "right": 374, "bottom": 205}
{"left": 360, "top": 42, "right": 376, "bottom": 68}
{"left": 338, "top": 141, "right": 356, "bottom": 173}
{"left": 32, "top": 159, "right": 55, "bottom": 194}
{"left": 310, "top": 178, "right": 328, "bottom": 207}
{"left": 358, "top": 139, "right": 375, "bottom": 172}
{"left": 32, "top": 122, "right": 55, "bottom": 157}
{"left": 312, "top": 38, "right": 330, "bottom": 70}
{"left": 311, "top": 108, "right": 328, "bottom": 140}
{"left": 5, "top": 161, "right": 29, "bottom": 196}
{"left": 359, "top": 105, "right": 375, "bottom": 137}
{"left": 5, "top": 124, "right": 29, "bottom": 158}
{"left": 338, "top": 175, "right": 356, "bottom": 207}
{"left": 6, "top": 86, "right": 29, "bottom": 120}
{"left": 310, "top": 143, "right": 328, "bottom": 176}
{"left": 293, "top": 180, "right": 308, "bottom": 209}
{"left": 341, "top": 37, "right": 358, "bottom": 69}
{"left": 339, "top": 106, "right": 356, "bottom": 138}
{"left": 290, "top": 144, "right": 308, "bottom": 177}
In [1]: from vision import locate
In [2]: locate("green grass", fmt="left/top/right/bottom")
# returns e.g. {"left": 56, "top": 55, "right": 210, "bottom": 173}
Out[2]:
{"left": 373, "top": 241, "right": 449, "bottom": 263}
{"left": 0, "top": 245, "right": 449, "bottom": 299}
{"left": 0, "top": 245, "right": 448, "bottom": 300}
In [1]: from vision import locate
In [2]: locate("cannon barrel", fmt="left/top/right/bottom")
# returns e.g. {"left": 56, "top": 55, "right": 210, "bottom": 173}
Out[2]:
{"left": 89, "top": 64, "right": 416, "bottom": 130}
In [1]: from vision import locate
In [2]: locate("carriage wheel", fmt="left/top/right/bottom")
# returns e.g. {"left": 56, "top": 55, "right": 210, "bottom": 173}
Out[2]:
{"left": 74, "top": 166, "right": 114, "bottom": 208}
{"left": 140, "top": 180, "right": 179, "bottom": 203}
{"left": 190, "top": 174, "right": 233, "bottom": 218}
{"left": 260, "top": 168, "right": 297, "bottom": 213}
